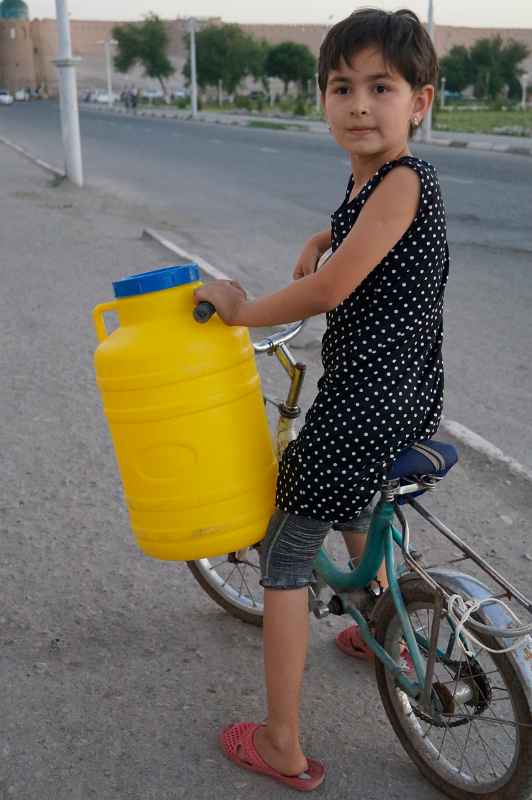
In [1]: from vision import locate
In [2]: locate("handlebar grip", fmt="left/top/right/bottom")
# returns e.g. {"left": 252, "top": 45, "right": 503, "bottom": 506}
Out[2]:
{"left": 193, "top": 301, "right": 216, "bottom": 323}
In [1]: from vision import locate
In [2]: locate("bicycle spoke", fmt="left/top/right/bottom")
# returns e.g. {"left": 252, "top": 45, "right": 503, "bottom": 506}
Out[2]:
{"left": 237, "top": 566, "right": 259, "bottom": 608}
{"left": 471, "top": 718, "right": 511, "bottom": 776}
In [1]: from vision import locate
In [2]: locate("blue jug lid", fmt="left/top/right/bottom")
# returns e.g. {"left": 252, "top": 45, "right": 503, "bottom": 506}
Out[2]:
{"left": 112, "top": 264, "right": 200, "bottom": 298}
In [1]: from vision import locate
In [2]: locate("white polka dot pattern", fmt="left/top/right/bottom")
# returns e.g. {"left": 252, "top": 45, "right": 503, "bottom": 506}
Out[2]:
{"left": 276, "top": 156, "right": 449, "bottom": 523}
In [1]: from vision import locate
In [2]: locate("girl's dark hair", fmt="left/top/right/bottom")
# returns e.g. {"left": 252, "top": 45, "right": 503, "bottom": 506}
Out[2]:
{"left": 318, "top": 8, "right": 438, "bottom": 93}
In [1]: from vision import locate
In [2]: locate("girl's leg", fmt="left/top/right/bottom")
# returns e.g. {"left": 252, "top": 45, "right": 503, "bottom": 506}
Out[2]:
{"left": 253, "top": 510, "right": 331, "bottom": 775}
{"left": 341, "top": 529, "right": 388, "bottom": 589}
{"left": 254, "top": 586, "right": 310, "bottom": 775}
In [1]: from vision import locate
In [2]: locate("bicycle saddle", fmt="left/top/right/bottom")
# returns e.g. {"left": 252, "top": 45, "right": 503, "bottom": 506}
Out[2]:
{"left": 387, "top": 439, "right": 458, "bottom": 482}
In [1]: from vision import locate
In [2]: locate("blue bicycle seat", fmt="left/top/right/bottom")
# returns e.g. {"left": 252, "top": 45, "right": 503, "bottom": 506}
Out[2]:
{"left": 387, "top": 439, "right": 458, "bottom": 481}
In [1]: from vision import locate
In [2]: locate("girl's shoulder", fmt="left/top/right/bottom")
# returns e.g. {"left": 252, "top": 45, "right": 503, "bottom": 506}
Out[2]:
{"left": 377, "top": 155, "right": 441, "bottom": 206}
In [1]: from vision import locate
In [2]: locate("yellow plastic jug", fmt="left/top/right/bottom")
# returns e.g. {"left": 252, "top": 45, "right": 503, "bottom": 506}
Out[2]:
{"left": 92, "top": 264, "right": 277, "bottom": 560}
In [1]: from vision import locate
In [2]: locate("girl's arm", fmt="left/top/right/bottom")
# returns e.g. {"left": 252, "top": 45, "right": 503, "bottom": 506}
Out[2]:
{"left": 194, "top": 167, "right": 419, "bottom": 328}
{"left": 293, "top": 228, "right": 332, "bottom": 280}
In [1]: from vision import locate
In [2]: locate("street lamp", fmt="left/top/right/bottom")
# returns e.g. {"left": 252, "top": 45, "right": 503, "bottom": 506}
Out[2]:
{"left": 53, "top": 0, "right": 83, "bottom": 186}
{"left": 97, "top": 38, "right": 118, "bottom": 107}
{"left": 421, "top": 0, "right": 434, "bottom": 143}
{"left": 185, "top": 17, "right": 198, "bottom": 118}
{"left": 521, "top": 74, "right": 529, "bottom": 111}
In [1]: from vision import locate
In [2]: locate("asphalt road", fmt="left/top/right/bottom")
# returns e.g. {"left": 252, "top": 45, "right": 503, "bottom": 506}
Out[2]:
{"left": 1, "top": 101, "right": 531, "bottom": 468}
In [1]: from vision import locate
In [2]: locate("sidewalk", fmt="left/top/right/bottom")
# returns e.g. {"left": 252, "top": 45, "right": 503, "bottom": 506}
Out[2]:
{"left": 1, "top": 142, "right": 531, "bottom": 800}
{"left": 80, "top": 101, "right": 532, "bottom": 157}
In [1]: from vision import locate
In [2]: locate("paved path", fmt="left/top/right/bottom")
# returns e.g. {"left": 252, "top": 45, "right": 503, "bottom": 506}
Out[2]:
{"left": 1, "top": 142, "right": 531, "bottom": 800}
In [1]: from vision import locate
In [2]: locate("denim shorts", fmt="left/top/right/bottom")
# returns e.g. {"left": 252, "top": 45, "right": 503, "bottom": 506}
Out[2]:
{"left": 259, "top": 499, "right": 375, "bottom": 590}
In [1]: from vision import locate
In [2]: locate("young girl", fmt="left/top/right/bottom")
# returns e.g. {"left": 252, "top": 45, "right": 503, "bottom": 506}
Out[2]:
{"left": 194, "top": 8, "right": 448, "bottom": 791}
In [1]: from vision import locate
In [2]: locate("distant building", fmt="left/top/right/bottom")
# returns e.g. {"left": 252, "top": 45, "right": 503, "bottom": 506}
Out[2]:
{"left": 0, "top": 0, "right": 29, "bottom": 20}
{"left": 0, "top": 15, "right": 531, "bottom": 96}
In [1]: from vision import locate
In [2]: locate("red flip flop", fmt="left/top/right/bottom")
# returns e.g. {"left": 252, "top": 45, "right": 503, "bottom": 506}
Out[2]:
{"left": 219, "top": 722, "right": 326, "bottom": 792}
{"left": 336, "top": 623, "right": 374, "bottom": 660}
{"left": 336, "top": 624, "right": 414, "bottom": 673}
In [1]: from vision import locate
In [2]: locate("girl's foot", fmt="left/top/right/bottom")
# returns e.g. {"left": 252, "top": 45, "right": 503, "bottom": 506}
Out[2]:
{"left": 336, "top": 623, "right": 414, "bottom": 672}
{"left": 253, "top": 724, "right": 308, "bottom": 777}
{"left": 219, "top": 722, "right": 326, "bottom": 792}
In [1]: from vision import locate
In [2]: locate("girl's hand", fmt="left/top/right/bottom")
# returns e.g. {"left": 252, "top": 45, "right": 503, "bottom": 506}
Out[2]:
{"left": 193, "top": 280, "right": 247, "bottom": 325}
{"left": 292, "top": 239, "right": 322, "bottom": 280}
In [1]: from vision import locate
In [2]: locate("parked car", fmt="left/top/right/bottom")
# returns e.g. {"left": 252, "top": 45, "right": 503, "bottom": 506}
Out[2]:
{"left": 94, "top": 91, "right": 119, "bottom": 104}
{"left": 14, "top": 88, "right": 30, "bottom": 101}
{"left": 142, "top": 88, "right": 165, "bottom": 101}
{"left": 0, "top": 90, "right": 14, "bottom": 105}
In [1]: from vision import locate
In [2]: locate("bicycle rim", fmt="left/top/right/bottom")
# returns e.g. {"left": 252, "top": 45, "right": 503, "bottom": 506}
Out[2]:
{"left": 188, "top": 547, "right": 264, "bottom": 624}
{"left": 374, "top": 581, "right": 531, "bottom": 799}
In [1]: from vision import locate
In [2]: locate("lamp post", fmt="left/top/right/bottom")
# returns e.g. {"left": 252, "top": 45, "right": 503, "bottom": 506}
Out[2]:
{"left": 186, "top": 17, "right": 198, "bottom": 118}
{"left": 521, "top": 74, "right": 529, "bottom": 111}
{"left": 97, "top": 38, "right": 118, "bottom": 106}
{"left": 53, "top": 0, "right": 83, "bottom": 187}
{"left": 421, "top": 0, "right": 434, "bottom": 143}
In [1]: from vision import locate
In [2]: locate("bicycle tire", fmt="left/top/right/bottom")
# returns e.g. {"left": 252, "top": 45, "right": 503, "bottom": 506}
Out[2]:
{"left": 187, "top": 556, "right": 264, "bottom": 626}
{"left": 373, "top": 577, "right": 532, "bottom": 800}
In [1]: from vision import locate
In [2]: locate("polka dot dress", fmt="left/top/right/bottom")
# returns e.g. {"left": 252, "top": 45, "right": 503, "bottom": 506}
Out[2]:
{"left": 276, "top": 156, "right": 449, "bottom": 523}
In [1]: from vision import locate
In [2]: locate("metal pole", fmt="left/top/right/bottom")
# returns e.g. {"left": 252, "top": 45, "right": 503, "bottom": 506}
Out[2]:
{"left": 53, "top": 0, "right": 83, "bottom": 186}
{"left": 521, "top": 74, "right": 528, "bottom": 111}
{"left": 105, "top": 40, "right": 113, "bottom": 106}
{"left": 188, "top": 18, "right": 198, "bottom": 118}
{"left": 422, "top": 0, "right": 434, "bottom": 143}
{"left": 440, "top": 76, "right": 446, "bottom": 108}
{"left": 315, "top": 72, "right": 320, "bottom": 112}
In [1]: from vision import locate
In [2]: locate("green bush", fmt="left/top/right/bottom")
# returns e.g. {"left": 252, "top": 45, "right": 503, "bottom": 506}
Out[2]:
{"left": 234, "top": 94, "right": 252, "bottom": 110}
{"left": 294, "top": 96, "right": 307, "bottom": 116}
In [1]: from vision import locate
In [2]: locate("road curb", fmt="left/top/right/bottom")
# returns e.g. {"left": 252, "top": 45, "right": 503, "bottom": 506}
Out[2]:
{"left": 0, "top": 135, "right": 65, "bottom": 179}
{"left": 81, "top": 103, "right": 532, "bottom": 158}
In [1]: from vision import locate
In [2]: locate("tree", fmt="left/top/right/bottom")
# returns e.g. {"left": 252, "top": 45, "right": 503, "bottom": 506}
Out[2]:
{"left": 499, "top": 39, "right": 530, "bottom": 100}
{"left": 439, "top": 46, "right": 473, "bottom": 93}
{"left": 113, "top": 13, "right": 175, "bottom": 97}
{"left": 469, "top": 36, "right": 529, "bottom": 101}
{"left": 265, "top": 42, "right": 316, "bottom": 95}
{"left": 183, "top": 24, "right": 263, "bottom": 95}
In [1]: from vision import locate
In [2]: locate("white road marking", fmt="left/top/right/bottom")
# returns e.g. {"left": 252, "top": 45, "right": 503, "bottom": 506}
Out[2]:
{"left": 440, "top": 175, "right": 474, "bottom": 185}
{"left": 143, "top": 227, "right": 532, "bottom": 484}
{"left": 260, "top": 146, "right": 279, "bottom": 153}
{"left": 209, "top": 138, "right": 224, "bottom": 144}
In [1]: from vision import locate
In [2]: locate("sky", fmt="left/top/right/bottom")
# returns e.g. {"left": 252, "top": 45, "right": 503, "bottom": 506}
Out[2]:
{"left": 28, "top": 1, "right": 532, "bottom": 29}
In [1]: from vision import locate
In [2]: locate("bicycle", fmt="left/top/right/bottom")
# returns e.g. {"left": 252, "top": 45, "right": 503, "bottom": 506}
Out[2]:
{"left": 189, "top": 307, "right": 532, "bottom": 800}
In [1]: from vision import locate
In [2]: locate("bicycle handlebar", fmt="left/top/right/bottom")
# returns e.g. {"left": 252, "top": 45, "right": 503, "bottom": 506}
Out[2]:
{"left": 192, "top": 302, "right": 305, "bottom": 352}
{"left": 193, "top": 301, "right": 216, "bottom": 323}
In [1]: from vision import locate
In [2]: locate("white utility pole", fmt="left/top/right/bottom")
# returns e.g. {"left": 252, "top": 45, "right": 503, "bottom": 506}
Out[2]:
{"left": 98, "top": 38, "right": 118, "bottom": 106}
{"left": 53, "top": 0, "right": 83, "bottom": 186}
{"left": 521, "top": 74, "right": 529, "bottom": 110}
{"left": 421, "top": 0, "right": 434, "bottom": 143}
{"left": 440, "top": 76, "right": 446, "bottom": 108}
{"left": 186, "top": 17, "right": 198, "bottom": 118}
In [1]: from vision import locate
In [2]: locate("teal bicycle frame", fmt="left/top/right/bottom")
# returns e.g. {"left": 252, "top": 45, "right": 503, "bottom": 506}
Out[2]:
{"left": 259, "top": 320, "right": 532, "bottom": 710}
{"left": 314, "top": 497, "right": 428, "bottom": 698}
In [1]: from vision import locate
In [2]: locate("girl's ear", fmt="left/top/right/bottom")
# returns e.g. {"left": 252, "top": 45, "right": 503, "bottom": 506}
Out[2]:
{"left": 413, "top": 84, "right": 435, "bottom": 120}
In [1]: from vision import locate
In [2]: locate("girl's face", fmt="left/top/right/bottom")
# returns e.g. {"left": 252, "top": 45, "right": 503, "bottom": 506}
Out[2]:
{"left": 322, "top": 47, "right": 433, "bottom": 159}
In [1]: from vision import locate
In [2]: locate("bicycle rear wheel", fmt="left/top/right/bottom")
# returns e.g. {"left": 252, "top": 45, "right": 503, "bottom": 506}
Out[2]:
{"left": 373, "top": 577, "right": 532, "bottom": 800}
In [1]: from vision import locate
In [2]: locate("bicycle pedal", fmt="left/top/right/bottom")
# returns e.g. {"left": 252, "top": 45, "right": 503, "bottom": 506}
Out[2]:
{"left": 311, "top": 600, "right": 330, "bottom": 619}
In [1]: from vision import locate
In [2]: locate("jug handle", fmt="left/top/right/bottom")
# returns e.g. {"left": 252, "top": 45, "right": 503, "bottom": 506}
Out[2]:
{"left": 92, "top": 301, "right": 118, "bottom": 342}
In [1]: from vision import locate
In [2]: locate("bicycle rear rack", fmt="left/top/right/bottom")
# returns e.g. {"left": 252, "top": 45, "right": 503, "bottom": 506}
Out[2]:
{"left": 394, "top": 497, "right": 532, "bottom": 639}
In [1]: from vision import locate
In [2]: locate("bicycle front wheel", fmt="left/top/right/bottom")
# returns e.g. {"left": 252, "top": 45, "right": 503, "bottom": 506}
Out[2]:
{"left": 187, "top": 546, "right": 264, "bottom": 626}
{"left": 373, "top": 577, "right": 532, "bottom": 800}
